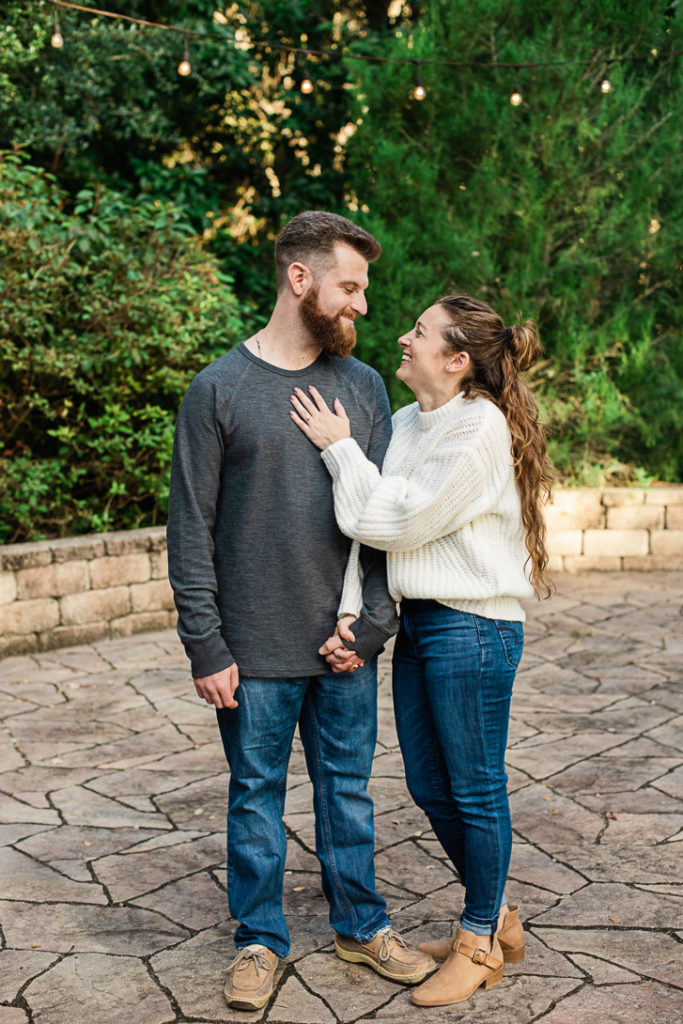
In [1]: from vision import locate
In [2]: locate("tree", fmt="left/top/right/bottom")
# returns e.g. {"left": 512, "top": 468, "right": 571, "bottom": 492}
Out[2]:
{"left": 342, "top": 0, "right": 683, "bottom": 482}
{"left": 1, "top": 0, "right": 682, "bottom": 526}
{"left": 1, "top": 1, "right": 415, "bottom": 321}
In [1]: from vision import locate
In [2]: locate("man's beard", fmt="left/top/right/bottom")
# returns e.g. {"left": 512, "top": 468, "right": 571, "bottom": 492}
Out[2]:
{"left": 300, "top": 285, "right": 357, "bottom": 358}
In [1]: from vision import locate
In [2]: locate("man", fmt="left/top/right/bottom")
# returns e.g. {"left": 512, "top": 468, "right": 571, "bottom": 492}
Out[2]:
{"left": 167, "top": 211, "right": 434, "bottom": 1011}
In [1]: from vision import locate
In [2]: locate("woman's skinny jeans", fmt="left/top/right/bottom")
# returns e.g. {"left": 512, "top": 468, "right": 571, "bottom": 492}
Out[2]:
{"left": 392, "top": 599, "right": 523, "bottom": 937}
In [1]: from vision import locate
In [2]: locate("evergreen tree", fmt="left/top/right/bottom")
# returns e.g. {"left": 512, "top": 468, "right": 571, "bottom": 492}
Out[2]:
{"left": 343, "top": 0, "right": 683, "bottom": 482}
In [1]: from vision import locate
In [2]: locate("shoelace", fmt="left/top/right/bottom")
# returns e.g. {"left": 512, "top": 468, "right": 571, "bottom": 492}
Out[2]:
{"left": 377, "top": 929, "right": 408, "bottom": 963}
{"left": 233, "top": 948, "right": 272, "bottom": 975}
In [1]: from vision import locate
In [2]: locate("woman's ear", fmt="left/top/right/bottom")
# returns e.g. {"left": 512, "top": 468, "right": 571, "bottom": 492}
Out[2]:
{"left": 445, "top": 351, "right": 470, "bottom": 374}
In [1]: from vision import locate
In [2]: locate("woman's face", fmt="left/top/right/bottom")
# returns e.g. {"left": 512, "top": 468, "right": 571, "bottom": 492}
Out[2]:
{"left": 396, "top": 303, "right": 455, "bottom": 393}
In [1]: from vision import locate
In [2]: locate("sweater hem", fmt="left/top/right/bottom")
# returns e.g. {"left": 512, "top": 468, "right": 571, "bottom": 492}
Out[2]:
{"left": 237, "top": 660, "right": 373, "bottom": 679}
{"left": 435, "top": 595, "right": 526, "bottom": 622}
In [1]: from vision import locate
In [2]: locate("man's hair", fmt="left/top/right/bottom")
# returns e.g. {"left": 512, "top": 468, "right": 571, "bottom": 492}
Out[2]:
{"left": 274, "top": 210, "right": 381, "bottom": 291}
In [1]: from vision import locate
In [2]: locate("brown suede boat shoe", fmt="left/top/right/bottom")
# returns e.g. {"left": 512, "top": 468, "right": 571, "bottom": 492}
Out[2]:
{"left": 335, "top": 927, "right": 436, "bottom": 984}
{"left": 224, "top": 944, "right": 279, "bottom": 1010}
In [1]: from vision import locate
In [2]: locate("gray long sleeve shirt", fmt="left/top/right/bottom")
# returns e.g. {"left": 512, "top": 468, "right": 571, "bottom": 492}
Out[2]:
{"left": 167, "top": 342, "right": 398, "bottom": 679}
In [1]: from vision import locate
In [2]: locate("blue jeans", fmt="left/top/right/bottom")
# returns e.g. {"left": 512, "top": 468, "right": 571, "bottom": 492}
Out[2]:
{"left": 392, "top": 600, "right": 523, "bottom": 937}
{"left": 216, "top": 661, "right": 389, "bottom": 957}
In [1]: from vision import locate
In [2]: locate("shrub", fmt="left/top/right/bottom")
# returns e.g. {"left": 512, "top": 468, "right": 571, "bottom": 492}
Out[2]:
{"left": 0, "top": 154, "right": 245, "bottom": 543}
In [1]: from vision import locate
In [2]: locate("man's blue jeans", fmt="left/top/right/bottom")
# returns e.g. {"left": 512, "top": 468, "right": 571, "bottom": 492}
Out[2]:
{"left": 392, "top": 600, "right": 523, "bottom": 937}
{"left": 216, "top": 661, "right": 389, "bottom": 957}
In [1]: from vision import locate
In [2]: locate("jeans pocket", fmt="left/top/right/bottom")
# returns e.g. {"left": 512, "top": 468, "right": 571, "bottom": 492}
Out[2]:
{"left": 495, "top": 620, "right": 524, "bottom": 669}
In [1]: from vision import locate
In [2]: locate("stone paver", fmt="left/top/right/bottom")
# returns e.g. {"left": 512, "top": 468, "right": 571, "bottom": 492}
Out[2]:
{"left": 1, "top": 571, "right": 682, "bottom": 1023}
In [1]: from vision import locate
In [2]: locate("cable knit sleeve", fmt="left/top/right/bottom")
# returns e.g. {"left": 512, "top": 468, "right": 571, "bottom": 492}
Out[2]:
{"left": 337, "top": 540, "right": 363, "bottom": 618}
{"left": 320, "top": 414, "right": 511, "bottom": 553}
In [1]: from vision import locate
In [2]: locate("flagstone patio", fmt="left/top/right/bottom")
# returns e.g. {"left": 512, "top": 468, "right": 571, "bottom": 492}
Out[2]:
{"left": 1, "top": 571, "right": 682, "bottom": 1023}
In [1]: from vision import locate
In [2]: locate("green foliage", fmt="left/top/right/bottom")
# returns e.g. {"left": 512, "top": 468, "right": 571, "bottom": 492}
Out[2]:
{"left": 344, "top": 0, "right": 683, "bottom": 483}
{"left": 1, "top": 1, "right": 254, "bottom": 195}
{"left": 1, "top": 0, "right": 681, "bottom": 546}
{"left": 0, "top": 1, "right": 404, "bottom": 324}
{"left": 0, "top": 154, "right": 245, "bottom": 543}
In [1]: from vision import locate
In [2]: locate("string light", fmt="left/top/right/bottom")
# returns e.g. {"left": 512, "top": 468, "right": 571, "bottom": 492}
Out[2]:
{"left": 413, "top": 61, "right": 426, "bottom": 101}
{"left": 51, "top": 9, "right": 64, "bottom": 48}
{"left": 509, "top": 66, "right": 522, "bottom": 105}
{"left": 43, "top": 0, "right": 682, "bottom": 99}
{"left": 300, "top": 54, "right": 314, "bottom": 94}
{"left": 177, "top": 34, "right": 191, "bottom": 77}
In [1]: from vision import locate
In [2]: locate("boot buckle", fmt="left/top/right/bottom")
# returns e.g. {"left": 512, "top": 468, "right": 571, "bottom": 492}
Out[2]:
{"left": 471, "top": 948, "right": 489, "bottom": 965}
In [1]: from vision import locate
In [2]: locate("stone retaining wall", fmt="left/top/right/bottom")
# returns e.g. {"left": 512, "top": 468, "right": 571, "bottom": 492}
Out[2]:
{"left": 1, "top": 486, "right": 682, "bottom": 659}
{"left": 545, "top": 486, "right": 683, "bottom": 572}
{"left": 0, "top": 527, "right": 174, "bottom": 660}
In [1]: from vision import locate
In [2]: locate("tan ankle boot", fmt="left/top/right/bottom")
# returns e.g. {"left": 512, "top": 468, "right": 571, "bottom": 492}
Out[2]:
{"left": 411, "top": 927, "right": 503, "bottom": 1006}
{"left": 418, "top": 904, "right": 524, "bottom": 964}
{"left": 498, "top": 904, "right": 524, "bottom": 962}
{"left": 416, "top": 935, "right": 457, "bottom": 963}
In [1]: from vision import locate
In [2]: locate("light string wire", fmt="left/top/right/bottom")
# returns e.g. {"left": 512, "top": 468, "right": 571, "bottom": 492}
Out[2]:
{"left": 46, "top": 0, "right": 682, "bottom": 72}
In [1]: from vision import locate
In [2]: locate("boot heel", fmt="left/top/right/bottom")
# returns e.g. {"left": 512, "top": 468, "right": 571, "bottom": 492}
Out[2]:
{"left": 485, "top": 966, "right": 503, "bottom": 989}
{"left": 502, "top": 946, "right": 524, "bottom": 963}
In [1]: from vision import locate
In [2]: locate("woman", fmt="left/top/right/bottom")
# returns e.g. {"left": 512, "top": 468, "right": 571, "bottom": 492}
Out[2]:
{"left": 289, "top": 295, "right": 552, "bottom": 1007}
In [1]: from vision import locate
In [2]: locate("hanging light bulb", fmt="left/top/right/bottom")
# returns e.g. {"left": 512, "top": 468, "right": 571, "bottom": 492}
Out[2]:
{"left": 178, "top": 34, "right": 191, "bottom": 77}
{"left": 413, "top": 61, "right": 426, "bottom": 100}
{"left": 51, "top": 10, "right": 64, "bottom": 48}
{"left": 510, "top": 83, "right": 522, "bottom": 106}
{"left": 509, "top": 65, "right": 522, "bottom": 106}
{"left": 600, "top": 68, "right": 612, "bottom": 93}
{"left": 300, "top": 53, "right": 313, "bottom": 94}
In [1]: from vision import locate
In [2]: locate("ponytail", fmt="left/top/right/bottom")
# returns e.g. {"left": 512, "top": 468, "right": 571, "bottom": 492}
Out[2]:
{"left": 439, "top": 296, "right": 554, "bottom": 599}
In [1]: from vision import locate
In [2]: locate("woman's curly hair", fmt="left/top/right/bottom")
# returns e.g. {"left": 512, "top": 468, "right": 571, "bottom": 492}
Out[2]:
{"left": 438, "top": 294, "right": 554, "bottom": 599}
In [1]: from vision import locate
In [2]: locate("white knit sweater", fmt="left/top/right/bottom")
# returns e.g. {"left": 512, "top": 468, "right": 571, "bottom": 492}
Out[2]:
{"left": 323, "top": 392, "right": 533, "bottom": 623}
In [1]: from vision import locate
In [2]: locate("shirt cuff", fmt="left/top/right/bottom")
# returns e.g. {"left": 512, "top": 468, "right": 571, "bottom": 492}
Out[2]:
{"left": 184, "top": 632, "right": 235, "bottom": 679}
{"left": 344, "top": 613, "right": 392, "bottom": 662}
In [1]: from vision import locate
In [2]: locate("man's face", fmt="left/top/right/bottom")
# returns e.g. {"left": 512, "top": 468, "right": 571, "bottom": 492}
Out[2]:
{"left": 300, "top": 243, "right": 370, "bottom": 358}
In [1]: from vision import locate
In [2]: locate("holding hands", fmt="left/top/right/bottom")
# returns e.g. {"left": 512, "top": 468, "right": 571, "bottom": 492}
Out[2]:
{"left": 290, "top": 385, "right": 351, "bottom": 450}
{"left": 320, "top": 615, "right": 365, "bottom": 674}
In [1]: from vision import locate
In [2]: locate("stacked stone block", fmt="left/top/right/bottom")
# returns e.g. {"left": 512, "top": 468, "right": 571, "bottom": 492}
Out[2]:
{"left": 1, "top": 487, "right": 682, "bottom": 659}
{"left": 0, "top": 527, "right": 175, "bottom": 659}
{"left": 545, "top": 486, "right": 683, "bottom": 572}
